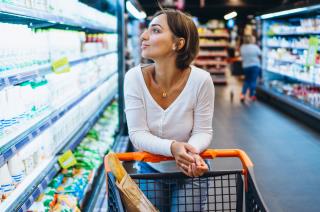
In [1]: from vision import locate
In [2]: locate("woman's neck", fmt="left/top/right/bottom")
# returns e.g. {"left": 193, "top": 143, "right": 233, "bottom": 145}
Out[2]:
{"left": 153, "top": 58, "right": 183, "bottom": 90}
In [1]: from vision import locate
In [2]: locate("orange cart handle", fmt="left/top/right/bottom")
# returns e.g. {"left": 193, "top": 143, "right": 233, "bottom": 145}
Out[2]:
{"left": 105, "top": 149, "right": 253, "bottom": 172}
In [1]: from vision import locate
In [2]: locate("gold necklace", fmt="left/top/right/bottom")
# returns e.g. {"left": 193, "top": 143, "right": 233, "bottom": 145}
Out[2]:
{"left": 153, "top": 67, "right": 188, "bottom": 98}
{"left": 161, "top": 88, "right": 167, "bottom": 98}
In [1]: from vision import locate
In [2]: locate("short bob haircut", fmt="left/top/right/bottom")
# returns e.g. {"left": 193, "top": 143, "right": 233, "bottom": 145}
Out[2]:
{"left": 152, "top": 9, "right": 199, "bottom": 70}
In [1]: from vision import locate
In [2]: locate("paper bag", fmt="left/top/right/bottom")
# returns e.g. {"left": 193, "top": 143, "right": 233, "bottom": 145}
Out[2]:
{"left": 116, "top": 174, "right": 159, "bottom": 212}
{"left": 107, "top": 153, "right": 159, "bottom": 212}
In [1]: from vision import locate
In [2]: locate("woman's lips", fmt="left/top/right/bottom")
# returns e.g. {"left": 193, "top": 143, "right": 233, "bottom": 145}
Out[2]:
{"left": 141, "top": 44, "right": 150, "bottom": 49}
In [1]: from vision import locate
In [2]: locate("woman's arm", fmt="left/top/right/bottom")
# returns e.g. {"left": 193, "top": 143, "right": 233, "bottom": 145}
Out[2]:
{"left": 124, "top": 70, "right": 174, "bottom": 156}
{"left": 188, "top": 75, "right": 215, "bottom": 153}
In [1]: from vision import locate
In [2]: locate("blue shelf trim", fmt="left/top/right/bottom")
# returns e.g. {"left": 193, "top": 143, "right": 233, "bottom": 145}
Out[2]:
{"left": 0, "top": 50, "right": 116, "bottom": 90}
{"left": 0, "top": 71, "right": 117, "bottom": 167}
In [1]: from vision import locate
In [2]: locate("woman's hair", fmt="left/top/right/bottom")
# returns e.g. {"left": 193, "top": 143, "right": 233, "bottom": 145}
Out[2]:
{"left": 243, "top": 35, "right": 255, "bottom": 44}
{"left": 152, "top": 9, "right": 199, "bottom": 70}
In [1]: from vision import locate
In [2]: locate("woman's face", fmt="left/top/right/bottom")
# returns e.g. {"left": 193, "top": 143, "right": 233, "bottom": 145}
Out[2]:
{"left": 140, "top": 14, "right": 176, "bottom": 60}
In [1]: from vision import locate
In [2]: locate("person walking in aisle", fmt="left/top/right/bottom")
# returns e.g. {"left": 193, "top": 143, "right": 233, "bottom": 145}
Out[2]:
{"left": 124, "top": 8, "right": 215, "bottom": 211}
{"left": 240, "top": 35, "right": 261, "bottom": 102}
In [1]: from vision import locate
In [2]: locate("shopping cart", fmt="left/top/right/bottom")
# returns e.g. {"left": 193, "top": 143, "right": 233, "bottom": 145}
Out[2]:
{"left": 105, "top": 149, "right": 268, "bottom": 212}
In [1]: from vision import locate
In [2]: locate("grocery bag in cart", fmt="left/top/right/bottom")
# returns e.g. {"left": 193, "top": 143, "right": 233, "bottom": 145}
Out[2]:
{"left": 105, "top": 149, "right": 268, "bottom": 212}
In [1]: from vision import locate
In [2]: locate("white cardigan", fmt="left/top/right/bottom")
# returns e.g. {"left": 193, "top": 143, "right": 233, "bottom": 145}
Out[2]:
{"left": 124, "top": 64, "right": 215, "bottom": 171}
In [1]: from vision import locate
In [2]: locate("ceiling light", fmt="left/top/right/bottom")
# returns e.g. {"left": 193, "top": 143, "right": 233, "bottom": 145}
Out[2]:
{"left": 260, "top": 8, "right": 307, "bottom": 19}
{"left": 224, "top": 11, "right": 237, "bottom": 20}
{"left": 126, "top": 1, "right": 146, "bottom": 20}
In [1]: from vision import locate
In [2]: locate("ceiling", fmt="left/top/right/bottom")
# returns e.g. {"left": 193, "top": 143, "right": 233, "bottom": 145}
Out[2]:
{"left": 137, "top": 0, "right": 312, "bottom": 22}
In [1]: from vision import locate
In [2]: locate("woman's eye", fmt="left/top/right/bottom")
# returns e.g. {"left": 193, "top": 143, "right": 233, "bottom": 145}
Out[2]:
{"left": 152, "top": 28, "right": 160, "bottom": 33}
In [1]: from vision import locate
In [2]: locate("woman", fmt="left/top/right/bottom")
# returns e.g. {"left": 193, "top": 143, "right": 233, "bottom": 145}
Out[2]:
{"left": 240, "top": 35, "right": 261, "bottom": 102}
{"left": 124, "top": 8, "right": 214, "bottom": 211}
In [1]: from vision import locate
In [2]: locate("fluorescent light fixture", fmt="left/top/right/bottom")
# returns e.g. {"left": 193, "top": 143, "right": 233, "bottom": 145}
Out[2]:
{"left": 260, "top": 7, "right": 307, "bottom": 19}
{"left": 126, "top": 1, "right": 146, "bottom": 20}
{"left": 224, "top": 11, "right": 237, "bottom": 20}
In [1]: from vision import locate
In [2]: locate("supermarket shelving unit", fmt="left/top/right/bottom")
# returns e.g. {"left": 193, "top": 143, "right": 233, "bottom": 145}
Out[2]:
{"left": 257, "top": 4, "right": 320, "bottom": 131}
{"left": 0, "top": 1, "right": 128, "bottom": 211}
{"left": 195, "top": 26, "right": 229, "bottom": 84}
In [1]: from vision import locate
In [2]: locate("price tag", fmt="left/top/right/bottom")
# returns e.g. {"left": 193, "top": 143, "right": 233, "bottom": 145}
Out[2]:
{"left": 306, "top": 37, "right": 319, "bottom": 67}
{"left": 58, "top": 150, "right": 77, "bottom": 169}
{"left": 51, "top": 57, "right": 71, "bottom": 74}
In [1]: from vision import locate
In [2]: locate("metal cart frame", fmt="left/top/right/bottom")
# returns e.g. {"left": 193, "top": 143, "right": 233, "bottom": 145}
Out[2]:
{"left": 105, "top": 149, "right": 268, "bottom": 212}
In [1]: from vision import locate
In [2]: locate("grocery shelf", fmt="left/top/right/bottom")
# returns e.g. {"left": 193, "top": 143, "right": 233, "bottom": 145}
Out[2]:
{"left": 198, "top": 52, "right": 228, "bottom": 57}
{"left": 3, "top": 87, "right": 117, "bottom": 212}
{"left": 257, "top": 85, "right": 320, "bottom": 131}
{"left": 0, "top": 158, "right": 59, "bottom": 212}
{"left": 0, "top": 50, "right": 117, "bottom": 90}
{"left": 267, "top": 31, "right": 320, "bottom": 36}
{"left": 195, "top": 60, "right": 228, "bottom": 66}
{"left": 207, "top": 69, "right": 227, "bottom": 74}
{"left": 199, "top": 43, "right": 228, "bottom": 48}
{"left": 199, "top": 34, "right": 229, "bottom": 38}
{"left": 267, "top": 58, "right": 319, "bottom": 68}
{"left": 266, "top": 45, "right": 309, "bottom": 50}
{"left": 265, "top": 69, "right": 320, "bottom": 86}
{"left": 0, "top": 71, "right": 117, "bottom": 168}
{"left": 0, "top": 3, "right": 116, "bottom": 33}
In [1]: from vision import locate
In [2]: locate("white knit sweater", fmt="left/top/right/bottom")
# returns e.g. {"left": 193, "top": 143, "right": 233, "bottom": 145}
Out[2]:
{"left": 124, "top": 64, "right": 215, "bottom": 171}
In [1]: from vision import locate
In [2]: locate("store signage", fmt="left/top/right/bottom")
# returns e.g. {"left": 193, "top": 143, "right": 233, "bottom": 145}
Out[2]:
{"left": 306, "top": 37, "right": 318, "bottom": 67}
{"left": 52, "top": 57, "right": 71, "bottom": 74}
{"left": 58, "top": 150, "right": 77, "bottom": 169}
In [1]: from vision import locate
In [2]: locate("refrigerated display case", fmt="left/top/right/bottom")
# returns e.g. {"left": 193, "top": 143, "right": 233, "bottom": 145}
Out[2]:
{"left": 0, "top": 0, "right": 128, "bottom": 210}
{"left": 257, "top": 4, "right": 320, "bottom": 131}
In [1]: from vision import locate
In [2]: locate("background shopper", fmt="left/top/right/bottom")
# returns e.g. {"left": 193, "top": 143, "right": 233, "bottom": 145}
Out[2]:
{"left": 240, "top": 35, "right": 261, "bottom": 101}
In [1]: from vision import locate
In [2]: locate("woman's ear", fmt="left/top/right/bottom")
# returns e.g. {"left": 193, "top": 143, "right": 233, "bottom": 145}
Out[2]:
{"left": 177, "top": 38, "right": 185, "bottom": 50}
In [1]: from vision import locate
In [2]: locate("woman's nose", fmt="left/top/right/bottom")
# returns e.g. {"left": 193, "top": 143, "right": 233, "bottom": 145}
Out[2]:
{"left": 140, "top": 30, "right": 149, "bottom": 41}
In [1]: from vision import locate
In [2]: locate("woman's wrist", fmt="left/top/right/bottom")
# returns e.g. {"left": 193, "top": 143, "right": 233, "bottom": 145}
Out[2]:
{"left": 170, "top": 140, "right": 177, "bottom": 156}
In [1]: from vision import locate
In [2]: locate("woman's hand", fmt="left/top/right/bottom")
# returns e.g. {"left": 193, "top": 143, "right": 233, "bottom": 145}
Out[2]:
{"left": 171, "top": 141, "right": 197, "bottom": 176}
{"left": 190, "top": 153, "right": 208, "bottom": 177}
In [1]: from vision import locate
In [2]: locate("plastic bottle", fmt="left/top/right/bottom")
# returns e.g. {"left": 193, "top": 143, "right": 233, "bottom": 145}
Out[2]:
{"left": 8, "top": 154, "right": 26, "bottom": 186}
{"left": 0, "top": 164, "right": 15, "bottom": 200}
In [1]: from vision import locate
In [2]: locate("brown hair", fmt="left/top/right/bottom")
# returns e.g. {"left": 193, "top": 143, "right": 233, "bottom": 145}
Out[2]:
{"left": 152, "top": 9, "right": 199, "bottom": 70}
{"left": 243, "top": 35, "right": 255, "bottom": 44}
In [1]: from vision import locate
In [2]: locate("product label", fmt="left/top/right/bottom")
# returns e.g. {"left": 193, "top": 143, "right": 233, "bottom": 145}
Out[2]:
{"left": 306, "top": 37, "right": 319, "bottom": 67}
{"left": 51, "top": 57, "right": 71, "bottom": 74}
{"left": 58, "top": 150, "right": 77, "bottom": 169}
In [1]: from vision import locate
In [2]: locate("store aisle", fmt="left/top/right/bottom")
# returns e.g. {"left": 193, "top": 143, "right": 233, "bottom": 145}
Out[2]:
{"left": 210, "top": 75, "right": 320, "bottom": 212}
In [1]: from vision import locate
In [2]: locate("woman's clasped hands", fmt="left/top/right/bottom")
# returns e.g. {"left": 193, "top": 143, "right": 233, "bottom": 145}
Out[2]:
{"left": 170, "top": 141, "right": 208, "bottom": 177}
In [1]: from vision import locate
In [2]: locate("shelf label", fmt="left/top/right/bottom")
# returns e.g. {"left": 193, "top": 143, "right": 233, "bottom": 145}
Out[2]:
{"left": 58, "top": 150, "right": 77, "bottom": 169}
{"left": 306, "top": 37, "right": 318, "bottom": 67}
{"left": 52, "top": 57, "right": 71, "bottom": 74}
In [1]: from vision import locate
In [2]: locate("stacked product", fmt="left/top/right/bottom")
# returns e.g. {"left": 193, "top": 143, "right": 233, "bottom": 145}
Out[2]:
{"left": 195, "top": 22, "right": 229, "bottom": 84}
{"left": 0, "top": 0, "right": 116, "bottom": 29}
{"left": 268, "top": 80, "right": 320, "bottom": 109}
{"left": 0, "top": 53, "right": 117, "bottom": 145}
{"left": 28, "top": 101, "right": 118, "bottom": 211}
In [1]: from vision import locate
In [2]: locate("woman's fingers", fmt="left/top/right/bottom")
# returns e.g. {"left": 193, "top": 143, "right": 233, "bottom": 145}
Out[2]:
{"left": 179, "top": 163, "right": 192, "bottom": 177}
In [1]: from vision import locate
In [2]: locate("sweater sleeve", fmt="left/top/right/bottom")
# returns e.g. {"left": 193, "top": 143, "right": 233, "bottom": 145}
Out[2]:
{"left": 124, "top": 69, "right": 174, "bottom": 156}
{"left": 188, "top": 75, "right": 215, "bottom": 153}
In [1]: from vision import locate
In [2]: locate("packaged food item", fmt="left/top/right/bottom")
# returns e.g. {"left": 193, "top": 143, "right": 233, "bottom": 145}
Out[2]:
{"left": 52, "top": 194, "right": 80, "bottom": 212}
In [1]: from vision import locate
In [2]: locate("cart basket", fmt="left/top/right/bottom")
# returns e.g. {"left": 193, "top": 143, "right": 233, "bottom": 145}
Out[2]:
{"left": 105, "top": 149, "right": 268, "bottom": 212}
